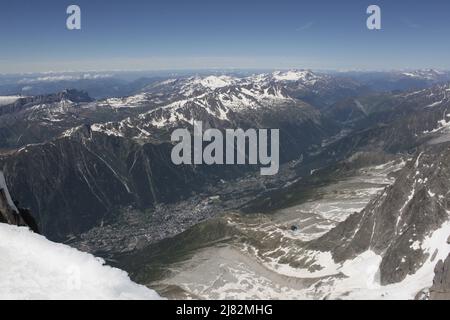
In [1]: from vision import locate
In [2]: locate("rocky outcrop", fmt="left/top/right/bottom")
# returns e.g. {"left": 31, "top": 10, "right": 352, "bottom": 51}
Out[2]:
{"left": 430, "top": 254, "right": 450, "bottom": 299}
{"left": 0, "top": 171, "right": 38, "bottom": 233}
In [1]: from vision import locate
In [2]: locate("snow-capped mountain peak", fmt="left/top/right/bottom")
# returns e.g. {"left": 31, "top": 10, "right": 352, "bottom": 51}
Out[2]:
{"left": 84, "top": 81, "right": 301, "bottom": 137}
{"left": 143, "top": 82, "right": 296, "bottom": 128}
{"left": 0, "top": 95, "right": 22, "bottom": 107}
{"left": 272, "top": 70, "right": 320, "bottom": 83}
{"left": 190, "top": 75, "right": 239, "bottom": 90}
{"left": 401, "top": 69, "right": 448, "bottom": 81}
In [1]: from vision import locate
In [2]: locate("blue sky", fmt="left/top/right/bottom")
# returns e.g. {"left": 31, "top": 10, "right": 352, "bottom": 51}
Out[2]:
{"left": 0, "top": 0, "right": 449, "bottom": 73}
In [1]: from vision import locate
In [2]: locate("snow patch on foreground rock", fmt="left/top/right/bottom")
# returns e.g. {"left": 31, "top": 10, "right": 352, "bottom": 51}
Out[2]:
{"left": 0, "top": 223, "right": 161, "bottom": 300}
{"left": 0, "top": 96, "right": 21, "bottom": 106}
{"left": 270, "top": 220, "right": 450, "bottom": 299}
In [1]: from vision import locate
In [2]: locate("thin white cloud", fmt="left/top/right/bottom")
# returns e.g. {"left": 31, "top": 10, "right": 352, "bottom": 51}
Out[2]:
{"left": 401, "top": 18, "right": 421, "bottom": 29}
{"left": 296, "top": 22, "right": 314, "bottom": 32}
{"left": 18, "top": 73, "right": 113, "bottom": 83}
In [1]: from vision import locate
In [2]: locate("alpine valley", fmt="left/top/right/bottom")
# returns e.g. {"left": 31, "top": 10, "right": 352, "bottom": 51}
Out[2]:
{"left": 2, "top": 69, "right": 450, "bottom": 299}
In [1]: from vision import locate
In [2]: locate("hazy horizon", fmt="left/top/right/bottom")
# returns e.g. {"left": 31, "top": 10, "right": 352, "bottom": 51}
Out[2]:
{"left": 1, "top": 67, "right": 449, "bottom": 77}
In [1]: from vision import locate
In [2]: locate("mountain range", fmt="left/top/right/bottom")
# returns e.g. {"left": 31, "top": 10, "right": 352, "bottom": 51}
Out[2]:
{"left": 2, "top": 69, "right": 450, "bottom": 299}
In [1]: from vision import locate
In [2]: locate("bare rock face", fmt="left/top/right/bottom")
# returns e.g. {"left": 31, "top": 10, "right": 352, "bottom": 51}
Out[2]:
{"left": 430, "top": 254, "right": 450, "bottom": 300}
{"left": 0, "top": 170, "right": 21, "bottom": 224}
{"left": 0, "top": 170, "right": 38, "bottom": 233}
{"left": 310, "top": 142, "right": 450, "bottom": 285}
